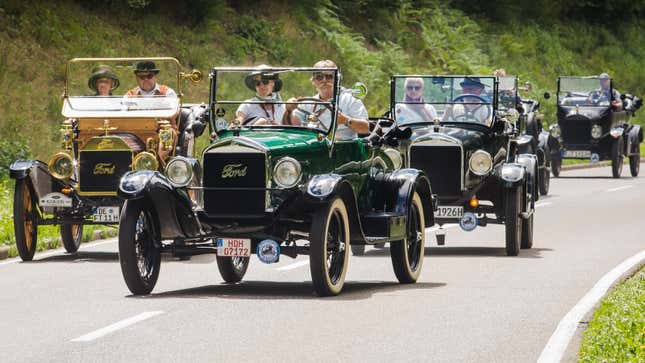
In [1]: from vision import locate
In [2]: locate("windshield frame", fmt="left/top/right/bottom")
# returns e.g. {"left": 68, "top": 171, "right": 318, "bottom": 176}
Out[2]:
{"left": 557, "top": 76, "right": 614, "bottom": 108}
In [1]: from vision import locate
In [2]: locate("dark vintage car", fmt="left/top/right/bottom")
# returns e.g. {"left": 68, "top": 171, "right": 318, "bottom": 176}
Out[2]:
{"left": 548, "top": 76, "right": 642, "bottom": 178}
{"left": 9, "top": 57, "right": 204, "bottom": 261}
{"left": 389, "top": 75, "right": 536, "bottom": 256}
{"left": 116, "top": 66, "right": 434, "bottom": 296}
{"left": 498, "top": 76, "right": 556, "bottom": 195}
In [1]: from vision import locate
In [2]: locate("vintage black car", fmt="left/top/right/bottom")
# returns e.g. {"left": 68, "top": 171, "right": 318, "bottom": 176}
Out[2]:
{"left": 389, "top": 75, "right": 536, "bottom": 256}
{"left": 548, "top": 76, "right": 642, "bottom": 178}
{"left": 116, "top": 67, "right": 434, "bottom": 296}
{"left": 9, "top": 57, "right": 203, "bottom": 261}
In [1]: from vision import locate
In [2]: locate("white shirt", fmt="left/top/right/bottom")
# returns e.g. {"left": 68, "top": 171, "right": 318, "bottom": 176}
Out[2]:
{"left": 445, "top": 104, "right": 491, "bottom": 124}
{"left": 236, "top": 100, "right": 286, "bottom": 125}
{"left": 395, "top": 103, "right": 438, "bottom": 124}
{"left": 130, "top": 84, "right": 177, "bottom": 97}
{"left": 297, "top": 89, "right": 368, "bottom": 139}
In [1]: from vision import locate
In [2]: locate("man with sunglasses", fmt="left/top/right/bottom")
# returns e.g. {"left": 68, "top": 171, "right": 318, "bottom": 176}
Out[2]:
{"left": 126, "top": 61, "right": 176, "bottom": 98}
{"left": 288, "top": 60, "right": 369, "bottom": 139}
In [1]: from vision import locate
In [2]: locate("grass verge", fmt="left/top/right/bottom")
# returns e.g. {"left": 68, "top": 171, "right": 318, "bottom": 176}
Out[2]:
{"left": 578, "top": 265, "right": 645, "bottom": 362}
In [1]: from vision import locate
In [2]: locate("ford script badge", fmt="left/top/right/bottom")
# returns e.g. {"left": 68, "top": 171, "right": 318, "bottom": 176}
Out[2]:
{"left": 257, "top": 239, "right": 280, "bottom": 264}
{"left": 221, "top": 163, "right": 247, "bottom": 178}
{"left": 94, "top": 163, "right": 116, "bottom": 175}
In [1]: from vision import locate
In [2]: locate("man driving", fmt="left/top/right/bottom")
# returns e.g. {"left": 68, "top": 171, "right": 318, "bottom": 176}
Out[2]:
{"left": 442, "top": 77, "right": 491, "bottom": 124}
{"left": 590, "top": 73, "right": 622, "bottom": 110}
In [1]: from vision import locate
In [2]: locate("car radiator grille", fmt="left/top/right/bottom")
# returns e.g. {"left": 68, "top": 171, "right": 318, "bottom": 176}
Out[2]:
{"left": 410, "top": 145, "right": 462, "bottom": 197}
{"left": 562, "top": 118, "right": 590, "bottom": 147}
{"left": 79, "top": 151, "right": 132, "bottom": 193}
{"left": 203, "top": 151, "right": 266, "bottom": 215}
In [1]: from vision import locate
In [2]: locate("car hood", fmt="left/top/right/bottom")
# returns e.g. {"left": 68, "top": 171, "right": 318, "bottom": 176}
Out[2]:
{"left": 557, "top": 105, "right": 610, "bottom": 121}
{"left": 213, "top": 129, "right": 327, "bottom": 155}
{"left": 410, "top": 125, "right": 486, "bottom": 150}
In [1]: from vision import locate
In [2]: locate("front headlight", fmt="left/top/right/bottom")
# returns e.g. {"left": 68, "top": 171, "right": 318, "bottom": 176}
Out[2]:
{"left": 468, "top": 150, "right": 493, "bottom": 176}
{"left": 384, "top": 148, "right": 403, "bottom": 169}
{"left": 549, "top": 124, "right": 561, "bottom": 138}
{"left": 48, "top": 152, "right": 74, "bottom": 180}
{"left": 133, "top": 152, "right": 158, "bottom": 171}
{"left": 165, "top": 157, "right": 193, "bottom": 187}
{"left": 273, "top": 157, "right": 302, "bottom": 188}
{"left": 505, "top": 108, "right": 520, "bottom": 123}
{"left": 591, "top": 125, "right": 603, "bottom": 139}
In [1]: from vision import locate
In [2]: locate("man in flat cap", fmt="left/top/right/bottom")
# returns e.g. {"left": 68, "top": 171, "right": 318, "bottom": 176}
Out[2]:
{"left": 591, "top": 73, "right": 622, "bottom": 110}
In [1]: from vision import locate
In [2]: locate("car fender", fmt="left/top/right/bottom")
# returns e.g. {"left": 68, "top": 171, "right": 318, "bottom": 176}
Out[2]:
{"left": 386, "top": 169, "right": 434, "bottom": 228}
{"left": 609, "top": 126, "right": 624, "bottom": 139}
{"left": 515, "top": 154, "right": 538, "bottom": 203}
{"left": 9, "top": 159, "right": 70, "bottom": 201}
{"left": 497, "top": 163, "right": 526, "bottom": 188}
{"left": 118, "top": 170, "right": 201, "bottom": 239}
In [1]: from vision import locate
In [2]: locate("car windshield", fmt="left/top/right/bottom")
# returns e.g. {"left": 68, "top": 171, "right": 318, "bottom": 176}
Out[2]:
{"left": 558, "top": 76, "right": 611, "bottom": 107}
{"left": 210, "top": 67, "right": 340, "bottom": 135}
{"left": 497, "top": 76, "right": 518, "bottom": 111}
{"left": 62, "top": 58, "right": 180, "bottom": 118}
{"left": 392, "top": 75, "right": 496, "bottom": 127}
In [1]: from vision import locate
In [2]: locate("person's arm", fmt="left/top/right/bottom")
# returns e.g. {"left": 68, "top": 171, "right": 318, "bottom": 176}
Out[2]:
{"left": 612, "top": 90, "right": 623, "bottom": 110}
{"left": 337, "top": 97, "right": 370, "bottom": 135}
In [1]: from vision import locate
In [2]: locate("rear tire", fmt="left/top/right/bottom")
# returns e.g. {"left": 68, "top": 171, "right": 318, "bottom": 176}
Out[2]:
{"left": 629, "top": 155, "right": 640, "bottom": 177}
{"left": 611, "top": 137, "right": 624, "bottom": 178}
{"left": 309, "top": 198, "right": 350, "bottom": 296}
{"left": 216, "top": 256, "right": 249, "bottom": 283}
{"left": 390, "top": 192, "right": 425, "bottom": 283}
{"left": 504, "top": 185, "right": 522, "bottom": 256}
{"left": 539, "top": 166, "right": 550, "bottom": 196}
{"left": 61, "top": 224, "right": 83, "bottom": 254}
{"left": 118, "top": 199, "right": 161, "bottom": 295}
{"left": 13, "top": 179, "right": 38, "bottom": 261}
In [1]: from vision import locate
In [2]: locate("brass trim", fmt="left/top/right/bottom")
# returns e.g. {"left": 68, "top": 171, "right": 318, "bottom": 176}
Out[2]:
{"left": 47, "top": 152, "right": 74, "bottom": 180}
{"left": 133, "top": 151, "right": 159, "bottom": 171}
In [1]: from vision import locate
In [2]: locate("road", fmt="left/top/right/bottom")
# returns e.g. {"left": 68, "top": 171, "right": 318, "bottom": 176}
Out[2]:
{"left": 0, "top": 163, "right": 643, "bottom": 362}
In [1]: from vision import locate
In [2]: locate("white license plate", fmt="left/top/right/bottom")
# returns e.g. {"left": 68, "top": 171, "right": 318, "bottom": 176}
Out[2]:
{"left": 564, "top": 150, "right": 590, "bottom": 158}
{"left": 39, "top": 192, "right": 72, "bottom": 208}
{"left": 92, "top": 206, "right": 120, "bottom": 223}
{"left": 436, "top": 206, "right": 464, "bottom": 219}
{"left": 217, "top": 238, "right": 251, "bottom": 257}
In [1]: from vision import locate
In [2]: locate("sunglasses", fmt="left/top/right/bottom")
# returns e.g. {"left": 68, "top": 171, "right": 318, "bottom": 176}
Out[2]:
{"left": 136, "top": 73, "right": 155, "bottom": 80}
{"left": 314, "top": 73, "right": 334, "bottom": 81}
{"left": 254, "top": 79, "right": 271, "bottom": 87}
{"left": 407, "top": 85, "right": 422, "bottom": 91}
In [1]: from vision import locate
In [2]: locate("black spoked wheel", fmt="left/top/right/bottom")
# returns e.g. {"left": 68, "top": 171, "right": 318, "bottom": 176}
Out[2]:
{"left": 539, "top": 165, "right": 550, "bottom": 196}
{"left": 521, "top": 184, "right": 534, "bottom": 249}
{"left": 391, "top": 192, "right": 425, "bottom": 283}
{"left": 504, "top": 185, "right": 523, "bottom": 256}
{"left": 309, "top": 198, "right": 350, "bottom": 296}
{"left": 118, "top": 199, "right": 161, "bottom": 295}
{"left": 611, "top": 137, "right": 624, "bottom": 178}
{"left": 350, "top": 245, "right": 365, "bottom": 256}
{"left": 216, "top": 255, "right": 250, "bottom": 283}
{"left": 13, "top": 179, "right": 38, "bottom": 261}
{"left": 61, "top": 224, "right": 83, "bottom": 254}
{"left": 629, "top": 155, "right": 640, "bottom": 177}
{"left": 551, "top": 157, "right": 561, "bottom": 177}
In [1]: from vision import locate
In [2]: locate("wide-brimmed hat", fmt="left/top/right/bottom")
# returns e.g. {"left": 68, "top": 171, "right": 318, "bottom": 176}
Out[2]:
{"left": 460, "top": 77, "right": 485, "bottom": 89}
{"left": 244, "top": 64, "right": 282, "bottom": 92}
{"left": 134, "top": 61, "right": 160, "bottom": 74}
{"left": 88, "top": 65, "right": 120, "bottom": 92}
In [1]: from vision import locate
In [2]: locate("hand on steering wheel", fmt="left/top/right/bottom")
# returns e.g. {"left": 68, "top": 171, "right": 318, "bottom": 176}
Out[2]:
{"left": 451, "top": 94, "right": 492, "bottom": 121}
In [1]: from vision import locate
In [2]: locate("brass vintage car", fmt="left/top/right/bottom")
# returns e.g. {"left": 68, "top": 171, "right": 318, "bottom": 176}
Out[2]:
{"left": 9, "top": 57, "right": 204, "bottom": 261}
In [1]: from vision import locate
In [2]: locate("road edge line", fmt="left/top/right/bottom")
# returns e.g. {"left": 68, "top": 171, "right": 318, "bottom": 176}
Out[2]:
{"left": 71, "top": 310, "right": 164, "bottom": 342}
{"left": 537, "top": 249, "right": 645, "bottom": 363}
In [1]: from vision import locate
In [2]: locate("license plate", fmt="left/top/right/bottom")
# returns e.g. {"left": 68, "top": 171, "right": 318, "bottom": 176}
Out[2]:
{"left": 217, "top": 238, "right": 251, "bottom": 257}
{"left": 564, "top": 150, "right": 590, "bottom": 158}
{"left": 92, "top": 206, "right": 120, "bottom": 223}
{"left": 39, "top": 192, "right": 72, "bottom": 208}
{"left": 436, "top": 206, "right": 464, "bottom": 219}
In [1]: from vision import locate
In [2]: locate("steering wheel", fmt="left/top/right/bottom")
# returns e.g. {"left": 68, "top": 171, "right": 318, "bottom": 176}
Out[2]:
{"left": 292, "top": 97, "right": 333, "bottom": 130}
{"left": 451, "top": 94, "right": 492, "bottom": 122}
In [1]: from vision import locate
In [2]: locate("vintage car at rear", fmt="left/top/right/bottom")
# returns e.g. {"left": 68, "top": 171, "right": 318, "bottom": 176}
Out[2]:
{"left": 548, "top": 76, "right": 642, "bottom": 178}
{"left": 390, "top": 75, "right": 536, "bottom": 256}
{"left": 116, "top": 66, "right": 434, "bottom": 297}
{"left": 9, "top": 57, "right": 204, "bottom": 261}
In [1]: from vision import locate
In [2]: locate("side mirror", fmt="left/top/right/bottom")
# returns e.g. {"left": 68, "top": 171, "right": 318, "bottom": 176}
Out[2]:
{"left": 543, "top": 92, "right": 551, "bottom": 99}
{"left": 620, "top": 93, "right": 626, "bottom": 100}
{"left": 350, "top": 82, "right": 368, "bottom": 99}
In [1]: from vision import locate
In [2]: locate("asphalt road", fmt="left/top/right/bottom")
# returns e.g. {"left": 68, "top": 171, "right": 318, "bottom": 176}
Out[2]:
{"left": 1, "top": 163, "right": 643, "bottom": 363}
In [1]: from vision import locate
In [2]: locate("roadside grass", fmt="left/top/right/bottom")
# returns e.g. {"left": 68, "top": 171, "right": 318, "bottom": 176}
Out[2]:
{"left": 579, "top": 266, "right": 645, "bottom": 362}
{"left": 561, "top": 142, "right": 645, "bottom": 165}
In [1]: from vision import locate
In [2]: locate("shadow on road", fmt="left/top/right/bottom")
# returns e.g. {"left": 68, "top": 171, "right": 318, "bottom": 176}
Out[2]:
{"left": 357, "top": 246, "right": 552, "bottom": 259}
{"left": 136, "top": 280, "right": 446, "bottom": 301}
{"left": 30, "top": 251, "right": 119, "bottom": 263}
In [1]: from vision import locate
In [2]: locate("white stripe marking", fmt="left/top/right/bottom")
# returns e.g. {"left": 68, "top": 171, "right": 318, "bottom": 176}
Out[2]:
{"left": 0, "top": 238, "right": 117, "bottom": 266}
{"left": 426, "top": 224, "right": 457, "bottom": 233}
{"left": 607, "top": 185, "right": 633, "bottom": 192}
{"left": 276, "top": 260, "right": 309, "bottom": 271}
{"left": 537, "top": 249, "right": 645, "bottom": 363}
{"left": 535, "top": 202, "right": 553, "bottom": 208}
{"left": 71, "top": 311, "right": 164, "bottom": 342}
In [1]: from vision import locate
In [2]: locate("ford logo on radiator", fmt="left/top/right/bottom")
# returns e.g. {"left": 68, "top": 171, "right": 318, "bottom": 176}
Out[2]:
{"left": 221, "top": 163, "right": 247, "bottom": 178}
{"left": 93, "top": 163, "right": 116, "bottom": 175}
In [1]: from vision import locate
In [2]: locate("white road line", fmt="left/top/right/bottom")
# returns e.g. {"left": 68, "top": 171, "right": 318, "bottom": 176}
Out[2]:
{"left": 427, "top": 224, "right": 457, "bottom": 233}
{"left": 0, "top": 238, "right": 117, "bottom": 266}
{"left": 537, "top": 249, "right": 645, "bottom": 363}
{"left": 535, "top": 202, "right": 553, "bottom": 208}
{"left": 276, "top": 260, "right": 309, "bottom": 271}
{"left": 607, "top": 185, "right": 633, "bottom": 192}
{"left": 71, "top": 311, "right": 164, "bottom": 342}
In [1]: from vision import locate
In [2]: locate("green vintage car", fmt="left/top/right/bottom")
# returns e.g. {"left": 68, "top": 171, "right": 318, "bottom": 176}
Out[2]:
{"left": 116, "top": 66, "right": 435, "bottom": 296}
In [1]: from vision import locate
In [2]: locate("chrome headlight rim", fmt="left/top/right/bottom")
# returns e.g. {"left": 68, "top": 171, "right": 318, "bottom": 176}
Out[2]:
{"left": 165, "top": 156, "right": 193, "bottom": 188}
{"left": 591, "top": 124, "right": 603, "bottom": 139}
{"left": 273, "top": 157, "right": 302, "bottom": 189}
{"left": 384, "top": 148, "right": 403, "bottom": 170}
{"left": 468, "top": 150, "right": 493, "bottom": 176}
{"left": 48, "top": 152, "right": 75, "bottom": 180}
{"left": 132, "top": 151, "right": 159, "bottom": 171}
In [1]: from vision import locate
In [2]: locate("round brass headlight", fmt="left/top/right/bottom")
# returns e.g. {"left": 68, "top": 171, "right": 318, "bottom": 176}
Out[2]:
{"left": 468, "top": 150, "right": 493, "bottom": 176}
{"left": 133, "top": 152, "right": 159, "bottom": 171}
{"left": 48, "top": 152, "right": 74, "bottom": 180}
{"left": 165, "top": 157, "right": 193, "bottom": 187}
{"left": 273, "top": 157, "right": 302, "bottom": 188}
{"left": 384, "top": 148, "right": 403, "bottom": 170}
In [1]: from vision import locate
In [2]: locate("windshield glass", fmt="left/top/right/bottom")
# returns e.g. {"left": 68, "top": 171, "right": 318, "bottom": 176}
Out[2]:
{"left": 211, "top": 67, "right": 340, "bottom": 135}
{"left": 62, "top": 58, "right": 180, "bottom": 118}
{"left": 558, "top": 76, "right": 611, "bottom": 107}
{"left": 392, "top": 76, "right": 496, "bottom": 126}
{"left": 497, "top": 76, "right": 518, "bottom": 111}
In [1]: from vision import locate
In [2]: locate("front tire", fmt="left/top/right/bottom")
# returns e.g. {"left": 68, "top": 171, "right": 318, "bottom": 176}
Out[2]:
{"left": 611, "top": 137, "right": 624, "bottom": 178}
{"left": 390, "top": 192, "right": 425, "bottom": 283}
{"left": 539, "top": 165, "right": 550, "bottom": 196}
{"left": 13, "top": 179, "right": 38, "bottom": 261}
{"left": 216, "top": 256, "right": 249, "bottom": 283}
{"left": 61, "top": 224, "right": 83, "bottom": 254}
{"left": 309, "top": 198, "right": 350, "bottom": 296}
{"left": 551, "top": 157, "right": 561, "bottom": 177}
{"left": 629, "top": 155, "right": 640, "bottom": 177}
{"left": 504, "top": 185, "right": 523, "bottom": 256}
{"left": 521, "top": 186, "right": 534, "bottom": 249}
{"left": 118, "top": 199, "right": 161, "bottom": 295}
